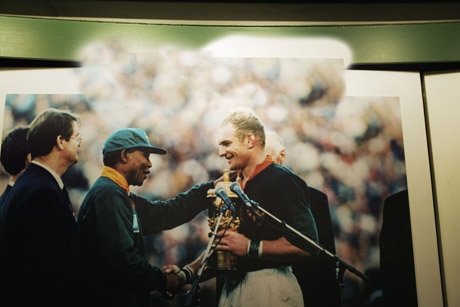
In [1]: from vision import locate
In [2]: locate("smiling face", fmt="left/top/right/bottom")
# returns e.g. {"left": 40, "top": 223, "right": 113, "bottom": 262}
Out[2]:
{"left": 123, "top": 149, "right": 153, "bottom": 186}
{"left": 218, "top": 123, "right": 250, "bottom": 172}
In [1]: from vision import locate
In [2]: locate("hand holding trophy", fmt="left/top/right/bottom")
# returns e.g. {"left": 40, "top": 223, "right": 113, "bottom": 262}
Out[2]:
{"left": 207, "top": 170, "right": 240, "bottom": 271}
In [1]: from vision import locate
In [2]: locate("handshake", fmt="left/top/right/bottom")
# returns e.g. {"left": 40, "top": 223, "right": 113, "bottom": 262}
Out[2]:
{"left": 161, "top": 264, "right": 195, "bottom": 300}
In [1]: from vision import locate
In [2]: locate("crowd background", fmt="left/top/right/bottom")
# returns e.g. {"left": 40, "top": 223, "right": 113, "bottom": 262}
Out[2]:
{"left": 1, "top": 39, "right": 406, "bottom": 307}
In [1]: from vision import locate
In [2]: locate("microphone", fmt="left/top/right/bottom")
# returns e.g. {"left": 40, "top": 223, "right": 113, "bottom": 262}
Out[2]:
{"left": 215, "top": 186, "right": 235, "bottom": 214}
{"left": 229, "top": 182, "right": 256, "bottom": 208}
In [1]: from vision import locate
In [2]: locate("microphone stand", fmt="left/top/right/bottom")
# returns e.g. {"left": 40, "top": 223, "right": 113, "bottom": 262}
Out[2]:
{"left": 184, "top": 211, "right": 224, "bottom": 307}
{"left": 245, "top": 199, "right": 369, "bottom": 306}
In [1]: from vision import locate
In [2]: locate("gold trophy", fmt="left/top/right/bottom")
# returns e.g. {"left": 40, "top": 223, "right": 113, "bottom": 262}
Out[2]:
{"left": 206, "top": 170, "right": 240, "bottom": 271}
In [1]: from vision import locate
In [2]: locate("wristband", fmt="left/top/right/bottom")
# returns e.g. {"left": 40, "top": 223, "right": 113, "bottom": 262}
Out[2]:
{"left": 248, "top": 240, "right": 261, "bottom": 258}
{"left": 174, "top": 266, "right": 186, "bottom": 286}
{"left": 258, "top": 240, "right": 264, "bottom": 258}
{"left": 180, "top": 265, "right": 194, "bottom": 284}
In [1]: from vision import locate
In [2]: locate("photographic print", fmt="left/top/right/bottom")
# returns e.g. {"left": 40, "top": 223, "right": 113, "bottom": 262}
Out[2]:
{"left": 1, "top": 36, "right": 433, "bottom": 306}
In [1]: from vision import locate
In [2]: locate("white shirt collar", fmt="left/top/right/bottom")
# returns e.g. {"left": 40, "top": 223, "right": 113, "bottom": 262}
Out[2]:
{"left": 31, "top": 160, "right": 65, "bottom": 189}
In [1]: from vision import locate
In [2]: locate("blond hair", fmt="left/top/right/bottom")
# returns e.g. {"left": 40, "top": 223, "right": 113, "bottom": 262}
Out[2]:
{"left": 221, "top": 107, "right": 265, "bottom": 146}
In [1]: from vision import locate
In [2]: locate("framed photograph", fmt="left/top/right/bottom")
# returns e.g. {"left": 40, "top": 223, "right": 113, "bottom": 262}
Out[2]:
{"left": 0, "top": 35, "right": 441, "bottom": 306}
{"left": 424, "top": 71, "right": 460, "bottom": 306}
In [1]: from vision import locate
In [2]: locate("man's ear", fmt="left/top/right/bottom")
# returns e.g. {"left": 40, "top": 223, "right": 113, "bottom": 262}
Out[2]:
{"left": 246, "top": 133, "right": 256, "bottom": 148}
{"left": 279, "top": 149, "right": 287, "bottom": 164}
{"left": 25, "top": 153, "right": 32, "bottom": 166}
{"left": 120, "top": 150, "right": 129, "bottom": 163}
{"left": 57, "top": 135, "right": 65, "bottom": 150}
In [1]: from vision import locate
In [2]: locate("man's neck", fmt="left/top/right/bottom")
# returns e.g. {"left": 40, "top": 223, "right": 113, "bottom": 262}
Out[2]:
{"left": 33, "top": 154, "right": 68, "bottom": 177}
{"left": 31, "top": 159, "right": 65, "bottom": 189}
{"left": 10, "top": 173, "right": 20, "bottom": 183}
{"left": 240, "top": 151, "right": 271, "bottom": 185}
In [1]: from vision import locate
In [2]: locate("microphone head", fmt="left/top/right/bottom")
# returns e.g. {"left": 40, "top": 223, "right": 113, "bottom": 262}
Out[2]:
{"left": 215, "top": 186, "right": 235, "bottom": 214}
{"left": 215, "top": 186, "right": 227, "bottom": 198}
{"left": 229, "top": 181, "right": 253, "bottom": 207}
{"left": 229, "top": 181, "right": 241, "bottom": 193}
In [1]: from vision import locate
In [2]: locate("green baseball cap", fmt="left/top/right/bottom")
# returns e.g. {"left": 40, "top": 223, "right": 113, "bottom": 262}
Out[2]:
{"left": 103, "top": 128, "right": 167, "bottom": 155}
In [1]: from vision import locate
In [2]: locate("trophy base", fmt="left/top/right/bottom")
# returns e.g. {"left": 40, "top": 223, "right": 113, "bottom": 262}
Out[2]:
{"left": 206, "top": 251, "right": 239, "bottom": 273}
{"left": 206, "top": 266, "right": 239, "bottom": 272}
{"left": 205, "top": 266, "right": 240, "bottom": 275}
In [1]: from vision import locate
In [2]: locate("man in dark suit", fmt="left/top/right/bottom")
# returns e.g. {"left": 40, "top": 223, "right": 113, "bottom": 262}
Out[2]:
{"left": 0, "top": 108, "right": 83, "bottom": 307}
{"left": 265, "top": 130, "right": 341, "bottom": 307}
{"left": 380, "top": 189, "right": 417, "bottom": 307}
{"left": 295, "top": 186, "right": 341, "bottom": 307}
{"left": 0, "top": 126, "right": 30, "bottom": 224}
{"left": 0, "top": 126, "right": 31, "bottom": 292}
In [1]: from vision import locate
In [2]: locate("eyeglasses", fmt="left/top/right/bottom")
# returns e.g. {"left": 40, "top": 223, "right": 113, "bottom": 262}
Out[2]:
{"left": 70, "top": 135, "right": 83, "bottom": 145}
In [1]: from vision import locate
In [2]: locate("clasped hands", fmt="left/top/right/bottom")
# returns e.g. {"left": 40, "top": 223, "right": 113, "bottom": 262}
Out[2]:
{"left": 161, "top": 264, "right": 194, "bottom": 300}
{"left": 160, "top": 229, "right": 249, "bottom": 300}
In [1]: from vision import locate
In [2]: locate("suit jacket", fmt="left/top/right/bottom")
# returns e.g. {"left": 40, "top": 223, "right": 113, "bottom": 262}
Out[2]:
{"left": 0, "top": 184, "right": 13, "bottom": 285}
{"left": 0, "top": 184, "right": 13, "bottom": 235}
{"left": 1, "top": 163, "right": 81, "bottom": 307}
{"left": 292, "top": 187, "right": 341, "bottom": 307}
{"left": 380, "top": 189, "right": 417, "bottom": 306}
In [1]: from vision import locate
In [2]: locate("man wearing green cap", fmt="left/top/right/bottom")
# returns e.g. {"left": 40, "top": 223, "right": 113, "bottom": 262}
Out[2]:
{"left": 77, "top": 128, "right": 215, "bottom": 307}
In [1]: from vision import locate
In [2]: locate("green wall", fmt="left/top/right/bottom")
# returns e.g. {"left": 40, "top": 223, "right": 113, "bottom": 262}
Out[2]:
{"left": 1, "top": 16, "right": 460, "bottom": 65}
